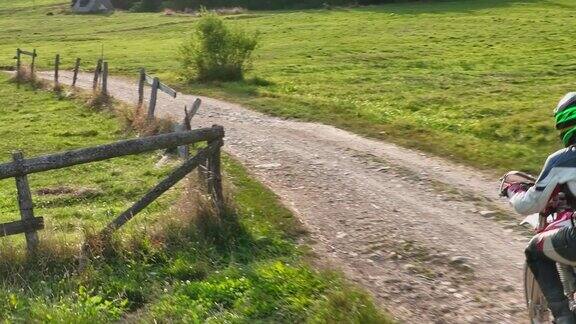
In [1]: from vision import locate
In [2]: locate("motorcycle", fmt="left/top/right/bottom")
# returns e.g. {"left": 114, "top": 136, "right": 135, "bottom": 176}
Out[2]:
{"left": 500, "top": 171, "right": 576, "bottom": 323}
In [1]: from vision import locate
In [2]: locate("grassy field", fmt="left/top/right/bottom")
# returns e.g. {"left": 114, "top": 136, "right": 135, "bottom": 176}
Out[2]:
{"left": 0, "top": 0, "right": 575, "bottom": 174}
{"left": 0, "top": 75, "right": 178, "bottom": 245}
{"left": 0, "top": 75, "right": 389, "bottom": 322}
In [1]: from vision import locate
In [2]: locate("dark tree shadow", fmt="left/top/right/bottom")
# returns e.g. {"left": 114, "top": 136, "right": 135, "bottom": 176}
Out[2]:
{"left": 347, "top": 0, "right": 541, "bottom": 15}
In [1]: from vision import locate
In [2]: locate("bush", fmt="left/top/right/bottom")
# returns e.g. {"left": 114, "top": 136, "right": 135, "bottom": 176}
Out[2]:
{"left": 179, "top": 12, "right": 258, "bottom": 82}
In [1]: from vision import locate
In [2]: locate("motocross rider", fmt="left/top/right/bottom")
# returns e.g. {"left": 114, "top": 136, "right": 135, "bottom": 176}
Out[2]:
{"left": 502, "top": 92, "right": 576, "bottom": 323}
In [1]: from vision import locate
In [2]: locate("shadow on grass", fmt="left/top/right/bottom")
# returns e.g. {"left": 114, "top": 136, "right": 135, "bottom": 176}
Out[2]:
{"left": 357, "top": 0, "right": 541, "bottom": 15}
{"left": 0, "top": 171, "right": 298, "bottom": 309}
{"left": 182, "top": 76, "right": 275, "bottom": 98}
{"left": 0, "top": 156, "right": 388, "bottom": 322}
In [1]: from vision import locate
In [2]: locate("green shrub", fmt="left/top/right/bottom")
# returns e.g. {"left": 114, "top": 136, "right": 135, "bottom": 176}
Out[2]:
{"left": 180, "top": 12, "right": 258, "bottom": 82}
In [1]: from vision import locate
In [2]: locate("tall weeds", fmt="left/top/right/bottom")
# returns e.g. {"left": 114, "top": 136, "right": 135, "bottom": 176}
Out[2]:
{"left": 10, "top": 67, "right": 45, "bottom": 89}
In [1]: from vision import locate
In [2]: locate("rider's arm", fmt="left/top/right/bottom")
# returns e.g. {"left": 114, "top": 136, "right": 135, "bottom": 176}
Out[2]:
{"left": 507, "top": 149, "right": 570, "bottom": 215}
{"left": 508, "top": 185, "right": 550, "bottom": 215}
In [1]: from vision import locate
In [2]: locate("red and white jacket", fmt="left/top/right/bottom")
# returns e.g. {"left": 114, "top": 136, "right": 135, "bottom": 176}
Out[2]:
{"left": 508, "top": 146, "right": 576, "bottom": 215}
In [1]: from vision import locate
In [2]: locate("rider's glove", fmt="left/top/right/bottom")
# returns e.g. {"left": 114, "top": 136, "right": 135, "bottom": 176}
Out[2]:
{"left": 499, "top": 171, "right": 536, "bottom": 198}
{"left": 500, "top": 182, "right": 532, "bottom": 198}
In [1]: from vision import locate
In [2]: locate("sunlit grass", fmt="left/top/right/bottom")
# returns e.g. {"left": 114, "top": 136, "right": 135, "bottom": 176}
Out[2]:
{"left": 0, "top": 74, "right": 177, "bottom": 248}
{"left": 1, "top": 0, "right": 574, "bottom": 173}
{"left": 0, "top": 75, "right": 389, "bottom": 322}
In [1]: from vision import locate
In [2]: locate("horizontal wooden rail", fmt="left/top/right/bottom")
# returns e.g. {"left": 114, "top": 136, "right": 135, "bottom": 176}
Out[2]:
{"left": 158, "top": 82, "right": 177, "bottom": 98}
{"left": 0, "top": 126, "right": 224, "bottom": 179}
{"left": 19, "top": 50, "right": 37, "bottom": 57}
{"left": 0, "top": 217, "right": 44, "bottom": 238}
{"left": 104, "top": 143, "right": 218, "bottom": 233}
{"left": 15, "top": 48, "right": 37, "bottom": 80}
{"left": 144, "top": 73, "right": 177, "bottom": 98}
{"left": 144, "top": 74, "right": 154, "bottom": 85}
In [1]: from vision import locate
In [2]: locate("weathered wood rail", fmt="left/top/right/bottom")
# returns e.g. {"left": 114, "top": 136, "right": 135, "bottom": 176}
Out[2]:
{"left": 14, "top": 48, "right": 37, "bottom": 75}
{"left": 12, "top": 48, "right": 105, "bottom": 95}
{"left": 6, "top": 49, "right": 218, "bottom": 256}
{"left": 138, "top": 68, "right": 177, "bottom": 119}
{"left": 0, "top": 126, "right": 225, "bottom": 254}
{"left": 136, "top": 67, "right": 202, "bottom": 158}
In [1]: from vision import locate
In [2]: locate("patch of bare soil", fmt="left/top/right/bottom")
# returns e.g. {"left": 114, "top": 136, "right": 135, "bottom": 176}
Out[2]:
{"left": 36, "top": 70, "right": 530, "bottom": 323}
{"left": 36, "top": 186, "right": 103, "bottom": 198}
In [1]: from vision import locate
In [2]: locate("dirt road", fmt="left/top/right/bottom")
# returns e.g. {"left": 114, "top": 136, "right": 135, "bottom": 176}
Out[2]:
{"left": 39, "top": 71, "right": 530, "bottom": 323}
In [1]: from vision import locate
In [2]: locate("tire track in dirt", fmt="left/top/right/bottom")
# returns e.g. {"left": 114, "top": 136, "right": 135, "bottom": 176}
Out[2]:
{"left": 38, "top": 71, "right": 530, "bottom": 323}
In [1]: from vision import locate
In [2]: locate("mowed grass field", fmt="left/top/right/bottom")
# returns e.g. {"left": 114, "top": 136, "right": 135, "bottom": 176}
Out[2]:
{"left": 0, "top": 75, "right": 388, "bottom": 322}
{"left": 1, "top": 0, "right": 575, "bottom": 174}
{"left": 1, "top": 0, "right": 575, "bottom": 173}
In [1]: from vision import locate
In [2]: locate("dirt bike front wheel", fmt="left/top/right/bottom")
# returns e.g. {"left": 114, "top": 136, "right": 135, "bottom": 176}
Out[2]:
{"left": 525, "top": 262, "right": 552, "bottom": 323}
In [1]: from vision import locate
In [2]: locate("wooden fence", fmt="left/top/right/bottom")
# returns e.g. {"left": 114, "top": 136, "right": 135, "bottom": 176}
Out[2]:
{"left": 174, "top": 98, "right": 203, "bottom": 158}
{"left": 13, "top": 48, "right": 106, "bottom": 95}
{"left": 91, "top": 58, "right": 109, "bottom": 95}
{"left": 12, "top": 48, "right": 205, "bottom": 158}
{"left": 7, "top": 49, "right": 219, "bottom": 256}
{"left": 14, "top": 48, "right": 37, "bottom": 75}
{"left": 138, "top": 68, "right": 177, "bottom": 120}
{"left": 0, "top": 126, "right": 225, "bottom": 254}
{"left": 136, "top": 67, "right": 202, "bottom": 158}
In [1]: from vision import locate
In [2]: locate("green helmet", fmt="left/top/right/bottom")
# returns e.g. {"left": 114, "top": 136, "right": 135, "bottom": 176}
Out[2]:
{"left": 554, "top": 92, "right": 576, "bottom": 147}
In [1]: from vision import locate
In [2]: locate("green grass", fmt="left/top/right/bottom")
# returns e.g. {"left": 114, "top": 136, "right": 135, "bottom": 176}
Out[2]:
{"left": 0, "top": 75, "right": 389, "bottom": 322}
{"left": 0, "top": 75, "right": 177, "bottom": 246}
{"left": 0, "top": 0, "right": 575, "bottom": 174}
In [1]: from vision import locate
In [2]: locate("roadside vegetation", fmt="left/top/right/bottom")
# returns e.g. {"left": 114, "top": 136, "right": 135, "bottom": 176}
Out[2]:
{"left": 1, "top": 0, "right": 573, "bottom": 174}
{"left": 0, "top": 74, "right": 389, "bottom": 322}
{"left": 180, "top": 12, "right": 258, "bottom": 82}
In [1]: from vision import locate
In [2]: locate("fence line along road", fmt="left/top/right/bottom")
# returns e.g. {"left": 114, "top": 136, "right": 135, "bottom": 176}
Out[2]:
{"left": 138, "top": 68, "right": 177, "bottom": 120}
{"left": 0, "top": 126, "right": 225, "bottom": 256}
{"left": 14, "top": 48, "right": 37, "bottom": 75}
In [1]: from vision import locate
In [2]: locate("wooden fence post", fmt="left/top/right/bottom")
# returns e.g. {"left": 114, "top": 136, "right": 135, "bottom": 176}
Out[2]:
{"left": 12, "top": 151, "right": 39, "bottom": 254}
{"left": 207, "top": 130, "right": 225, "bottom": 216}
{"left": 101, "top": 61, "right": 108, "bottom": 95}
{"left": 177, "top": 99, "right": 202, "bottom": 158}
{"left": 147, "top": 77, "right": 159, "bottom": 120}
{"left": 54, "top": 54, "right": 60, "bottom": 87}
{"left": 197, "top": 118, "right": 209, "bottom": 184}
{"left": 30, "top": 49, "right": 36, "bottom": 75}
{"left": 175, "top": 120, "right": 189, "bottom": 159}
{"left": 185, "top": 98, "right": 201, "bottom": 131}
{"left": 15, "top": 48, "right": 21, "bottom": 73}
{"left": 138, "top": 68, "right": 145, "bottom": 107}
{"left": 93, "top": 59, "right": 102, "bottom": 90}
{"left": 72, "top": 58, "right": 81, "bottom": 87}
{"left": 210, "top": 145, "right": 225, "bottom": 212}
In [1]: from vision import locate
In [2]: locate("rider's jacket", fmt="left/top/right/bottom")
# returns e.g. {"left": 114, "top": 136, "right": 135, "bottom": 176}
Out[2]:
{"left": 509, "top": 146, "right": 576, "bottom": 215}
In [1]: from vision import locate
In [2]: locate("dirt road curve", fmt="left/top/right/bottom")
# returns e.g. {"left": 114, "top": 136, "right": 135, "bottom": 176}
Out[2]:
{"left": 40, "top": 71, "right": 530, "bottom": 323}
